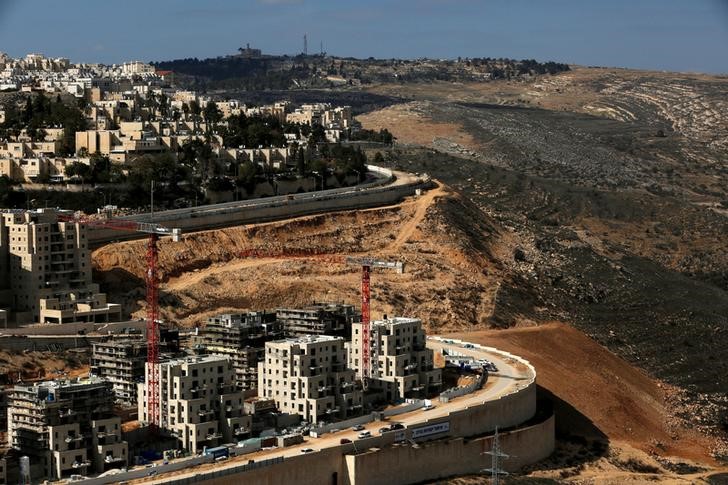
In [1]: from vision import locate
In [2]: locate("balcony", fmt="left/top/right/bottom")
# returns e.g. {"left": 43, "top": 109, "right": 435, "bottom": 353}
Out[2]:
{"left": 65, "top": 434, "right": 84, "bottom": 443}
{"left": 72, "top": 459, "right": 91, "bottom": 469}
{"left": 205, "top": 431, "right": 223, "bottom": 441}
{"left": 104, "top": 455, "right": 125, "bottom": 463}
{"left": 189, "top": 385, "right": 207, "bottom": 395}
{"left": 198, "top": 410, "right": 215, "bottom": 420}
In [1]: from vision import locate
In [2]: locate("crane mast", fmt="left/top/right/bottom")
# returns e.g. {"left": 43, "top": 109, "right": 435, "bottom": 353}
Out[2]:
{"left": 345, "top": 257, "right": 404, "bottom": 383}
{"left": 145, "top": 233, "right": 160, "bottom": 429}
{"left": 58, "top": 211, "right": 180, "bottom": 428}
{"left": 235, "top": 250, "right": 403, "bottom": 385}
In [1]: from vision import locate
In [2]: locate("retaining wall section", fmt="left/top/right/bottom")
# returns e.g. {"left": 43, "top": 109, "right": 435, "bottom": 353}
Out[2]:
{"left": 86, "top": 166, "right": 430, "bottom": 245}
{"left": 344, "top": 414, "right": 555, "bottom": 485}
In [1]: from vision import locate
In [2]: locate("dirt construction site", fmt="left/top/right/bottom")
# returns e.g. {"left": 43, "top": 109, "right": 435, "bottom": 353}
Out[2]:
{"left": 92, "top": 173, "right": 728, "bottom": 482}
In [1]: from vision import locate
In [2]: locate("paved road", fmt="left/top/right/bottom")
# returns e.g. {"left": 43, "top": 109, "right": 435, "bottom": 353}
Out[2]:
{"left": 136, "top": 337, "right": 535, "bottom": 484}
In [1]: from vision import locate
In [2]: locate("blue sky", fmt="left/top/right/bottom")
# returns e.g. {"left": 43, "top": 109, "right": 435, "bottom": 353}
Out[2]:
{"left": 1, "top": 0, "right": 727, "bottom": 73}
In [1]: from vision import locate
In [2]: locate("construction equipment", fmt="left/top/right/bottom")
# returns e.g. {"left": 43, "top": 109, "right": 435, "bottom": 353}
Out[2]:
{"left": 58, "top": 211, "right": 181, "bottom": 428}
{"left": 237, "top": 250, "right": 404, "bottom": 383}
{"left": 345, "top": 257, "right": 404, "bottom": 381}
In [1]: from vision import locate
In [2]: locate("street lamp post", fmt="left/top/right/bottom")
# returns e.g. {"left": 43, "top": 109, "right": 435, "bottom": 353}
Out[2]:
{"left": 311, "top": 171, "right": 323, "bottom": 191}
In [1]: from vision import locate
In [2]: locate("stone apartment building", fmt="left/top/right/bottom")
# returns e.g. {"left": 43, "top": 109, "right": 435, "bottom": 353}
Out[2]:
{"left": 276, "top": 302, "right": 360, "bottom": 339}
{"left": 193, "top": 311, "right": 283, "bottom": 391}
{"left": 258, "top": 335, "right": 363, "bottom": 424}
{"left": 348, "top": 317, "right": 441, "bottom": 401}
{"left": 138, "top": 355, "right": 251, "bottom": 453}
{"left": 7, "top": 377, "right": 127, "bottom": 481}
{"left": 0, "top": 209, "right": 121, "bottom": 325}
{"left": 75, "top": 121, "right": 218, "bottom": 163}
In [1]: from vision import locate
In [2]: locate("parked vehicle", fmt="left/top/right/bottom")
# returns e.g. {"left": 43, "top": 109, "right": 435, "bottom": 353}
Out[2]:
{"left": 422, "top": 404, "right": 435, "bottom": 411}
{"left": 339, "top": 438, "right": 352, "bottom": 444}
{"left": 378, "top": 427, "right": 390, "bottom": 434}
{"left": 300, "top": 448, "right": 314, "bottom": 453}
{"left": 352, "top": 424, "right": 365, "bottom": 431}
{"left": 357, "top": 431, "right": 372, "bottom": 439}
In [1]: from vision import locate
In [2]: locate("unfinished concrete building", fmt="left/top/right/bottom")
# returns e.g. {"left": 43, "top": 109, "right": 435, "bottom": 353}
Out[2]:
{"left": 137, "top": 355, "right": 251, "bottom": 453}
{"left": 348, "top": 317, "right": 442, "bottom": 401}
{"left": 91, "top": 339, "right": 147, "bottom": 407}
{"left": 0, "top": 209, "right": 121, "bottom": 324}
{"left": 7, "top": 377, "right": 127, "bottom": 481}
{"left": 193, "top": 311, "right": 283, "bottom": 391}
{"left": 91, "top": 330, "right": 180, "bottom": 407}
{"left": 258, "top": 335, "right": 363, "bottom": 424}
{"left": 276, "top": 303, "right": 360, "bottom": 339}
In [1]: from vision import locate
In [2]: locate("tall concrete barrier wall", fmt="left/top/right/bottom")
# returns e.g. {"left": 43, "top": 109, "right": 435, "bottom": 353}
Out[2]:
{"left": 194, "top": 414, "right": 554, "bottom": 485}
{"left": 86, "top": 166, "right": 430, "bottom": 245}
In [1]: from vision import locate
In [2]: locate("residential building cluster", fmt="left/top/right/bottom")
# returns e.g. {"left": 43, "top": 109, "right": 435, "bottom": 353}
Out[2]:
{"left": 1, "top": 298, "right": 441, "bottom": 481}
{"left": 0, "top": 52, "right": 358, "bottom": 185}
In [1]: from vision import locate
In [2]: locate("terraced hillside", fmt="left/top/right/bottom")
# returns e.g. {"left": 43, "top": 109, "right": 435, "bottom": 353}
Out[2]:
{"left": 357, "top": 67, "right": 728, "bottom": 461}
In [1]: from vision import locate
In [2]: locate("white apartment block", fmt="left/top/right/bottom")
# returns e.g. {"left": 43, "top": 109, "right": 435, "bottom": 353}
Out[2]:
{"left": 348, "top": 317, "right": 442, "bottom": 401}
{"left": 0, "top": 209, "right": 121, "bottom": 325}
{"left": 258, "top": 336, "right": 363, "bottom": 424}
{"left": 138, "top": 355, "right": 251, "bottom": 453}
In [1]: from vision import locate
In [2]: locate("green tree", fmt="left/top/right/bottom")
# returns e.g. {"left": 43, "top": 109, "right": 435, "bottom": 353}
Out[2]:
{"left": 65, "top": 162, "right": 91, "bottom": 183}
{"left": 203, "top": 103, "right": 223, "bottom": 131}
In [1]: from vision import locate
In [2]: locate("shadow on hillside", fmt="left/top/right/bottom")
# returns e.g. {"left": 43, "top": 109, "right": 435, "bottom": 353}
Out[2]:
{"left": 523, "top": 386, "right": 609, "bottom": 474}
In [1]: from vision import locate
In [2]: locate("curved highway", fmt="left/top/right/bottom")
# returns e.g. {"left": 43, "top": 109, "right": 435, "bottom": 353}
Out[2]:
{"left": 134, "top": 337, "right": 535, "bottom": 484}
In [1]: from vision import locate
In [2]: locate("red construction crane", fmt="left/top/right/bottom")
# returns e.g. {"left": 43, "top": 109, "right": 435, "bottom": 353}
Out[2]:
{"left": 237, "top": 249, "right": 403, "bottom": 382}
{"left": 344, "top": 257, "right": 403, "bottom": 381}
{"left": 59, "top": 213, "right": 181, "bottom": 428}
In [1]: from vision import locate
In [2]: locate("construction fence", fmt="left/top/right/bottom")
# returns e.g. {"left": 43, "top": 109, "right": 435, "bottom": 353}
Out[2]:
{"left": 310, "top": 399, "right": 424, "bottom": 436}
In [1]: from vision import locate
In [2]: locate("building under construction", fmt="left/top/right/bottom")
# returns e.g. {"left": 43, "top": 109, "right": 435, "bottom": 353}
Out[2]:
{"left": 91, "top": 330, "right": 181, "bottom": 406}
{"left": 276, "top": 302, "right": 360, "bottom": 339}
{"left": 193, "top": 311, "right": 283, "bottom": 390}
{"left": 6, "top": 377, "right": 127, "bottom": 481}
{"left": 91, "top": 338, "right": 147, "bottom": 407}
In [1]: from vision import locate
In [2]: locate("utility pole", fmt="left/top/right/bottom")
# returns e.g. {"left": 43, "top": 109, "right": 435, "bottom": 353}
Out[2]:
{"left": 482, "top": 426, "right": 509, "bottom": 485}
{"left": 303, "top": 33, "right": 308, "bottom": 56}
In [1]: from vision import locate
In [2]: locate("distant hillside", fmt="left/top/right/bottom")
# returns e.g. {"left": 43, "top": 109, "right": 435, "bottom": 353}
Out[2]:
{"left": 152, "top": 54, "right": 570, "bottom": 91}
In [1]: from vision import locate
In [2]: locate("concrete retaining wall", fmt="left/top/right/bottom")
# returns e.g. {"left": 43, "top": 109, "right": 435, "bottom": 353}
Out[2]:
{"left": 2, "top": 319, "right": 145, "bottom": 336}
{"left": 0, "top": 335, "right": 100, "bottom": 351}
{"left": 197, "top": 414, "right": 554, "bottom": 485}
{"left": 344, "top": 414, "right": 555, "bottom": 485}
{"left": 87, "top": 166, "right": 430, "bottom": 245}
